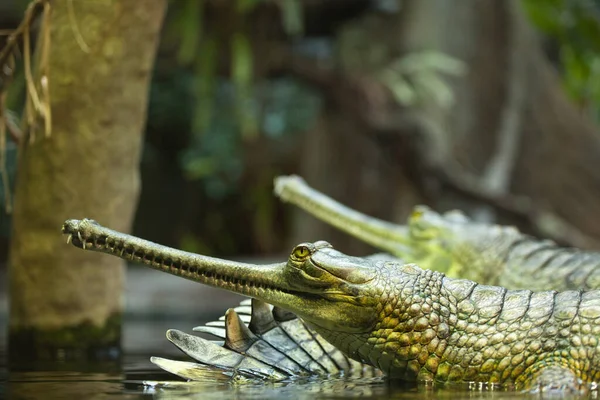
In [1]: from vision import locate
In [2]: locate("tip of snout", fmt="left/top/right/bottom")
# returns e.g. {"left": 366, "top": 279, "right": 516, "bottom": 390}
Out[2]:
{"left": 273, "top": 175, "right": 305, "bottom": 199}
{"left": 62, "top": 219, "right": 76, "bottom": 234}
{"left": 61, "top": 218, "right": 101, "bottom": 234}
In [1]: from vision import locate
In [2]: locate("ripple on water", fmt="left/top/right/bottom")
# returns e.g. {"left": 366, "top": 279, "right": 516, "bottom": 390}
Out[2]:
{"left": 0, "top": 319, "right": 594, "bottom": 399}
{"left": 3, "top": 355, "right": 595, "bottom": 400}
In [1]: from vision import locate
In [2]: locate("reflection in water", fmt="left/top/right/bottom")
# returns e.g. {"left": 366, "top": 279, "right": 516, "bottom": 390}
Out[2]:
{"left": 8, "top": 372, "right": 124, "bottom": 400}
{"left": 0, "top": 319, "right": 594, "bottom": 399}
{"left": 6, "top": 356, "right": 124, "bottom": 400}
{"left": 142, "top": 376, "right": 393, "bottom": 400}
{"left": 135, "top": 376, "right": 550, "bottom": 400}
{"left": 2, "top": 354, "right": 594, "bottom": 400}
{"left": 0, "top": 349, "right": 6, "bottom": 399}
{"left": 140, "top": 379, "right": 593, "bottom": 400}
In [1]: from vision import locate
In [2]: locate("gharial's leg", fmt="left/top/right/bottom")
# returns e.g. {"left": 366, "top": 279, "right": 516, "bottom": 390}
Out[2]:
{"left": 274, "top": 175, "right": 410, "bottom": 255}
{"left": 518, "top": 365, "right": 588, "bottom": 395}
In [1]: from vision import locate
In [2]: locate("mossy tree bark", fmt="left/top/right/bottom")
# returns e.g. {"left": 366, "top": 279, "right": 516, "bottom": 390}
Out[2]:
{"left": 8, "top": 0, "right": 166, "bottom": 359}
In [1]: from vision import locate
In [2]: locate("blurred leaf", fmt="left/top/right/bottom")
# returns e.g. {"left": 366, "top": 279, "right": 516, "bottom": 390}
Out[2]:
{"left": 562, "top": 46, "right": 587, "bottom": 94}
{"left": 391, "top": 51, "right": 466, "bottom": 76}
{"left": 378, "top": 70, "right": 416, "bottom": 105}
{"left": 179, "top": 231, "right": 213, "bottom": 255}
{"left": 590, "top": 57, "right": 600, "bottom": 102}
{"left": 524, "top": 0, "right": 600, "bottom": 116}
{"left": 193, "top": 37, "right": 217, "bottom": 133}
{"left": 231, "top": 33, "right": 253, "bottom": 90}
{"left": 522, "top": 0, "right": 563, "bottom": 34}
{"left": 280, "top": 0, "right": 304, "bottom": 37}
{"left": 236, "top": 0, "right": 263, "bottom": 14}
{"left": 378, "top": 51, "right": 465, "bottom": 108}
{"left": 261, "top": 77, "right": 322, "bottom": 137}
{"left": 231, "top": 32, "right": 257, "bottom": 138}
{"left": 176, "top": 0, "right": 203, "bottom": 65}
{"left": 180, "top": 77, "right": 322, "bottom": 196}
{"left": 413, "top": 71, "right": 456, "bottom": 108}
{"left": 182, "top": 156, "right": 217, "bottom": 180}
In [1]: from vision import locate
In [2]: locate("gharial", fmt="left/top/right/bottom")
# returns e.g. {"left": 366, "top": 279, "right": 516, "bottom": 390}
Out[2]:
{"left": 61, "top": 175, "right": 600, "bottom": 393}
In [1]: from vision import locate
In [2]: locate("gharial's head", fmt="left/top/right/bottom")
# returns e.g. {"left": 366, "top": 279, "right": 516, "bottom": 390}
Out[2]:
{"left": 61, "top": 218, "right": 421, "bottom": 336}
{"left": 63, "top": 219, "right": 422, "bottom": 333}
{"left": 252, "top": 241, "right": 422, "bottom": 334}
{"left": 397, "top": 206, "right": 521, "bottom": 281}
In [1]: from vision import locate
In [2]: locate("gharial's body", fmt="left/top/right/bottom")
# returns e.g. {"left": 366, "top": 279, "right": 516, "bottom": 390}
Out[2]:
{"left": 274, "top": 176, "right": 600, "bottom": 292}
{"left": 62, "top": 219, "right": 600, "bottom": 392}
{"left": 322, "top": 264, "right": 600, "bottom": 387}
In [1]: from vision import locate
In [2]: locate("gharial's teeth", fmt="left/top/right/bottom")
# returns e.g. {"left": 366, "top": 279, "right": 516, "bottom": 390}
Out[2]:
{"left": 77, "top": 231, "right": 87, "bottom": 249}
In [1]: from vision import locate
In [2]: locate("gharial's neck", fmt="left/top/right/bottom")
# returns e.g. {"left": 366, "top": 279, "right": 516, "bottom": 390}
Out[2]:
{"left": 416, "top": 232, "right": 517, "bottom": 287}
{"left": 309, "top": 268, "right": 453, "bottom": 381}
{"left": 316, "top": 266, "right": 600, "bottom": 387}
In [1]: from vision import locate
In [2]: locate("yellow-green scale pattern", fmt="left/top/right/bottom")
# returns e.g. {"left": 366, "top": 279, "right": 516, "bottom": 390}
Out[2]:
{"left": 312, "top": 262, "right": 600, "bottom": 388}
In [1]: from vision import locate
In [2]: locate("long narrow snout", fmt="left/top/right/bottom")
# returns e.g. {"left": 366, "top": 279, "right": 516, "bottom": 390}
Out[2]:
{"left": 62, "top": 219, "right": 293, "bottom": 304}
{"left": 274, "top": 175, "right": 411, "bottom": 254}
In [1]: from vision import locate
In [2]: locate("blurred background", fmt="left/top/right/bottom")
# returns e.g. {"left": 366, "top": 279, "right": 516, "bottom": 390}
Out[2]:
{"left": 1, "top": 0, "right": 600, "bottom": 385}
{"left": 2, "top": 0, "right": 600, "bottom": 261}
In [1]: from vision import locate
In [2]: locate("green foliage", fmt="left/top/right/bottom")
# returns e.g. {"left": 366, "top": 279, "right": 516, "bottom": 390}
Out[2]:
{"left": 162, "top": 0, "right": 312, "bottom": 199}
{"left": 280, "top": 0, "right": 304, "bottom": 37}
{"left": 236, "top": 0, "right": 263, "bottom": 14}
{"left": 168, "top": 0, "right": 305, "bottom": 139}
{"left": 175, "top": 0, "right": 202, "bottom": 65}
{"left": 180, "top": 77, "right": 322, "bottom": 199}
{"left": 193, "top": 37, "right": 217, "bottom": 133}
{"left": 377, "top": 51, "right": 466, "bottom": 109}
{"left": 524, "top": 0, "right": 600, "bottom": 114}
{"left": 231, "top": 32, "right": 256, "bottom": 138}
{"left": 337, "top": 18, "right": 465, "bottom": 110}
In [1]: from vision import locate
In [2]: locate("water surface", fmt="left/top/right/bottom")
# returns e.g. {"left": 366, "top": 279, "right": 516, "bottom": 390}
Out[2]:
{"left": 3, "top": 356, "right": 554, "bottom": 400}
{"left": 2, "top": 325, "right": 582, "bottom": 400}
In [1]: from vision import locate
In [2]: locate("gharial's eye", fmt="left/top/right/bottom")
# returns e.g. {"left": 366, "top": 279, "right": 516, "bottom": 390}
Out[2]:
{"left": 292, "top": 245, "right": 310, "bottom": 259}
{"left": 410, "top": 209, "right": 424, "bottom": 222}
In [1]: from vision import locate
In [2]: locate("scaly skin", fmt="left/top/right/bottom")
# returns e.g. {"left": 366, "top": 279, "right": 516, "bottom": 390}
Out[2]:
{"left": 275, "top": 175, "right": 600, "bottom": 292}
{"left": 62, "top": 219, "right": 600, "bottom": 391}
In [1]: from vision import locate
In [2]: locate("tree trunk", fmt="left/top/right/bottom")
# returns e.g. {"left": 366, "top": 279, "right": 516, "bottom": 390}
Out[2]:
{"left": 8, "top": 0, "right": 166, "bottom": 359}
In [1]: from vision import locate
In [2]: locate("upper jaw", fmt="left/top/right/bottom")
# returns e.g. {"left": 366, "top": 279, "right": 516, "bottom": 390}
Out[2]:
{"left": 310, "top": 250, "right": 377, "bottom": 284}
{"left": 61, "top": 220, "right": 374, "bottom": 324}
